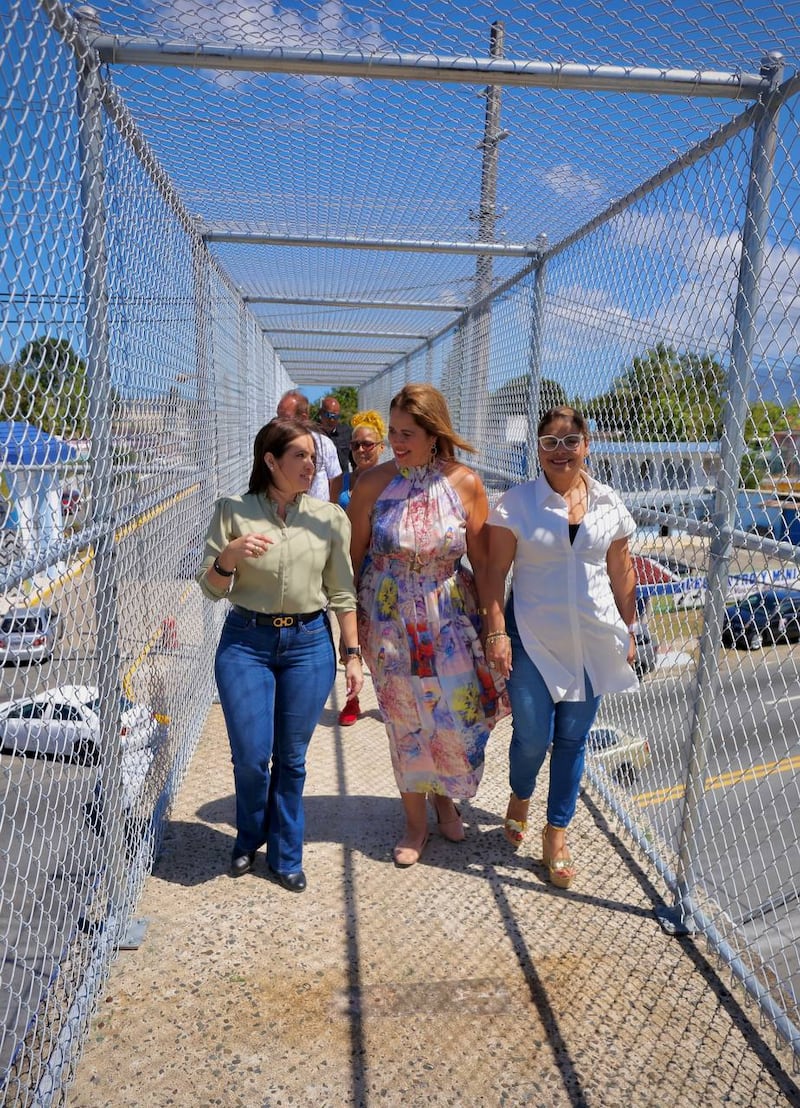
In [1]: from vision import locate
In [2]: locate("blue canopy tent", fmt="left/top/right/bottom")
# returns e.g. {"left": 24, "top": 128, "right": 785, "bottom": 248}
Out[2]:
{"left": 0, "top": 421, "right": 78, "bottom": 558}
{"left": 0, "top": 420, "right": 78, "bottom": 467}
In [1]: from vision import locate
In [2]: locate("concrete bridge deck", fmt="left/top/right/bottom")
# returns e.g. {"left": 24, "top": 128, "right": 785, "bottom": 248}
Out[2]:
{"left": 69, "top": 666, "right": 799, "bottom": 1107}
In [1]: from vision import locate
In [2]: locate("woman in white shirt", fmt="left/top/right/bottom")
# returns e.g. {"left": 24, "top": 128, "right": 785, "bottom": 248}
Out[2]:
{"left": 482, "top": 406, "right": 637, "bottom": 888}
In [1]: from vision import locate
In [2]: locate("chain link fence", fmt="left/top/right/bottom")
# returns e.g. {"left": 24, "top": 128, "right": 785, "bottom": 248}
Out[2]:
{"left": 363, "top": 70, "right": 800, "bottom": 1066}
{"left": 0, "top": 5, "right": 292, "bottom": 1100}
{"left": 1, "top": 0, "right": 799, "bottom": 1102}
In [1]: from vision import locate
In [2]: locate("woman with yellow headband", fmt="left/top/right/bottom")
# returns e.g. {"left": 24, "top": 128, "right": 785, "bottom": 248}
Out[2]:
{"left": 331, "top": 410, "right": 386, "bottom": 725}
{"left": 330, "top": 409, "right": 386, "bottom": 510}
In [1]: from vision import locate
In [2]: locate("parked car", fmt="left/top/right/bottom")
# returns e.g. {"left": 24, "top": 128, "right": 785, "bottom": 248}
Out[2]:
{"left": 0, "top": 685, "right": 159, "bottom": 760}
{"left": 643, "top": 553, "right": 696, "bottom": 578}
{"left": 632, "top": 621, "right": 657, "bottom": 679}
{"left": 722, "top": 588, "right": 800, "bottom": 650}
{"left": 0, "top": 605, "right": 61, "bottom": 663}
{"left": 587, "top": 725, "right": 651, "bottom": 785}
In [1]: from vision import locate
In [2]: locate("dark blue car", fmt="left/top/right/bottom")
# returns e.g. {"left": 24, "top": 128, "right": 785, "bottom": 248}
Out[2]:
{"left": 722, "top": 588, "right": 800, "bottom": 650}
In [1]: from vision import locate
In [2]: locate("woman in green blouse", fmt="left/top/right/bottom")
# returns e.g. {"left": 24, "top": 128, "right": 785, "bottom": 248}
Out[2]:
{"left": 198, "top": 418, "right": 363, "bottom": 891}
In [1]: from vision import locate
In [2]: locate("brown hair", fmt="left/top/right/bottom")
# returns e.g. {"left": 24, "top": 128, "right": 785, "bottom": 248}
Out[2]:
{"left": 537, "top": 405, "right": 590, "bottom": 439}
{"left": 248, "top": 418, "right": 315, "bottom": 494}
{"left": 390, "top": 383, "right": 475, "bottom": 459}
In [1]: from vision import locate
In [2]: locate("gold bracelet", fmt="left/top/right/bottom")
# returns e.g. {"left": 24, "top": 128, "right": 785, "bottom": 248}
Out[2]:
{"left": 477, "top": 607, "right": 488, "bottom": 616}
{"left": 485, "top": 631, "right": 509, "bottom": 644}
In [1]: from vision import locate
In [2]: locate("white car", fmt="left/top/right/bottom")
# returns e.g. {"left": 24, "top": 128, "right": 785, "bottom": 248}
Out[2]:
{"left": 0, "top": 685, "right": 158, "bottom": 761}
{"left": 586, "top": 725, "right": 651, "bottom": 785}
{"left": 0, "top": 606, "right": 61, "bottom": 663}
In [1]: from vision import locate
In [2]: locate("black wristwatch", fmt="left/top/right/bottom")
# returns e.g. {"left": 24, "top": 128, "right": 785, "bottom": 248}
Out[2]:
{"left": 345, "top": 646, "right": 362, "bottom": 659}
{"left": 212, "top": 558, "right": 235, "bottom": 577}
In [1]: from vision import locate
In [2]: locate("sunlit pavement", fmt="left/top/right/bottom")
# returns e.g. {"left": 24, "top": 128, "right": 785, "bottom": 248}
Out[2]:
{"left": 68, "top": 667, "right": 799, "bottom": 1107}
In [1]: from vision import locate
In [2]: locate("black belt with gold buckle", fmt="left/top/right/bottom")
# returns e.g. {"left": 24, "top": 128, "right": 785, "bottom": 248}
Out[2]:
{"left": 232, "top": 605, "right": 323, "bottom": 628}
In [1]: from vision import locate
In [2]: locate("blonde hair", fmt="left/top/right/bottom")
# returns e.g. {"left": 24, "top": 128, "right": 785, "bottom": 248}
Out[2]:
{"left": 350, "top": 409, "right": 386, "bottom": 441}
{"left": 390, "top": 383, "right": 475, "bottom": 459}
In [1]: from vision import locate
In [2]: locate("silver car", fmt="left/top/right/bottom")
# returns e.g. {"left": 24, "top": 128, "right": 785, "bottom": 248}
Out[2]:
{"left": 0, "top": 606, "right": 61, "bottom": 664}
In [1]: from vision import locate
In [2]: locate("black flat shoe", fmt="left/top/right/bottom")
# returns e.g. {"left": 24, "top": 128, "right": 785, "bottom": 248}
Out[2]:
{"left": 269, "top": 868, "right": 307, "bottom": 893}
{"left": 230, "top": 850, "right": 256, "bottom": 877}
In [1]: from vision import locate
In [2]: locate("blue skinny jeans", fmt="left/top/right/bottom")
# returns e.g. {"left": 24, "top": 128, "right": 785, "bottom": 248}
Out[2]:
{"left": 505, "top": 600, "right": 601, "bottom": 829}
{"left": 214, "top": 608, "right": 335, "bottom": 874}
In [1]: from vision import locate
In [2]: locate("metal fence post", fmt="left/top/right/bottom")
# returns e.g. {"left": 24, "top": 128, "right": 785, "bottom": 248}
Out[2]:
{"left": 658, "top": 51, "right": 785, "bottom": 935}
{"left": 525, "top": 245, "right": 548, "bottom": 479}
{"left": 191, "top": 230, "right": 216, "bottom": 488}
{"left": 74, "top": 2, "right": 128, "bottom": 886}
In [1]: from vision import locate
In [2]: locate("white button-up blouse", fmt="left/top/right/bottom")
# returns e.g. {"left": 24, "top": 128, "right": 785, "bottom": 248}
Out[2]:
{"left": 487, "top": 472, "right": 639, "bottom": 702}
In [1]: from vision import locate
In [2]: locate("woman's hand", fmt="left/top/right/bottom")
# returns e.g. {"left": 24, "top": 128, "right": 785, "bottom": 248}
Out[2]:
{"left": 484, "top": 631, "right": 512, "bottom": 679}
{"left": 213, "top": 532, "right": 274, "bottom": 573}
{"left": 344, "top": 657, "right": 364, "bottom": 698}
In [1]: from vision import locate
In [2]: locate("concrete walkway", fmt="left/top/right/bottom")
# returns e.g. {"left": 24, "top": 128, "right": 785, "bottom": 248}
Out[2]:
{"left": 68, "top": 666, "right": 799, "bottom": 1107}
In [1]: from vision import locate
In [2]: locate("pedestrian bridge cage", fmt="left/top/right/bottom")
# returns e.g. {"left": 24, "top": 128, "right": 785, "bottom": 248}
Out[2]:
{"left": 1, "top": 0, "right": 800, "bottom": 1101}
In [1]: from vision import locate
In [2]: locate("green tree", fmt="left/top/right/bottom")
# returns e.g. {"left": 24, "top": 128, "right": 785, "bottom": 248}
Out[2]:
{"left": 310, "top": 385, "right": 359, "bottom": 423}
{"left": 741, "top": 399, "right": 800, "bottom": 488}
{"left": 486, "top": 374, "right": 568, "bottom": 439}
{"left": 0, "top": 337, "right": 89, "bottom": 438}
{"left": 744, "top": 399, "right": 800, "bottom": 443}
{"left": 586, "top": 342, "right": 725, "bottom": 442}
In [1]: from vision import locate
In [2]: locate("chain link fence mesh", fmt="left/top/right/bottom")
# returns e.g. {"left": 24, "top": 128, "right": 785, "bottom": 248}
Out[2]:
{"left": 1, "top": 0, "right": 799, "bottom": 1102}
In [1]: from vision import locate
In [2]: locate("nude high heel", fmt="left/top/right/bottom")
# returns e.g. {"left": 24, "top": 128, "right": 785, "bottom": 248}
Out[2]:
{"left": 541, "top": 825, "right": 576, "bottom": 889}
{"left": 431, "top": 796, "right": 466, "bottom": 842}
{"left": 393, "top": 831, "right": 429, "bottom": 867}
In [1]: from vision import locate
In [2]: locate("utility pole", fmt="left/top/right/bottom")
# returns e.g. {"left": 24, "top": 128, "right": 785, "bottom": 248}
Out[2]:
{"left": 467, "top": 20, "right": 506, "bottom": 446}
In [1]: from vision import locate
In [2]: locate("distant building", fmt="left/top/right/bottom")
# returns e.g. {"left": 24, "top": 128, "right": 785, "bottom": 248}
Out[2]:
{"left": 587, "top": 439, "right": 720, "bottom": 509}
{"left": 765, "top": 429, "right": 800, "bottom": 495}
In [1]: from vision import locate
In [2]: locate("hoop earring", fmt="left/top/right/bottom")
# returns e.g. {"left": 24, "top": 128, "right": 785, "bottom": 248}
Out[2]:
{"left": 429, "top": 440, "right": 438, "bottom": 463}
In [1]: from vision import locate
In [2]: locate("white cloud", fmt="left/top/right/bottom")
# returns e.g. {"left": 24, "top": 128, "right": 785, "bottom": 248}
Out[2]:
{"left": 534, "top": 210, "right": 800, "bottom": 400}
{"left": 151, "top": 0, "right": 388, "bottom": 92}
{"left": 542, "top": 163, "right": 606, "bottom": 203}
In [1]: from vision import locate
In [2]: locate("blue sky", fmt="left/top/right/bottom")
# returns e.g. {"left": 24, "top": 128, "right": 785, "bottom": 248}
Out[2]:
{"left": 1, "top": 0, "right": 798, "bottom": 409}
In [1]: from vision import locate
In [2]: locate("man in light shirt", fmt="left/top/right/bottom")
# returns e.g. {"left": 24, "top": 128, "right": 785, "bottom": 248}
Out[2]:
{"left": 276, "top": 390, "right": 341, "bottom": 500}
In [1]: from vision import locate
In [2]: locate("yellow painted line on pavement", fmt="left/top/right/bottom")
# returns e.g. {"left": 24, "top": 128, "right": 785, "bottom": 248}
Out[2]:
{"left": 122, "top": 626, "right": 165, "bottom": 700}
{"left": 634, "top": 754, "right": 800, "bottom": 806}
{"left": 121, "top": 582, "right": 194, "bottom": 723}
{"left": 23, "top": 549, "right": 95, "bottom": 604}
{"left": 24, "top": 484, "right": 202, "bottom": 593}
{"left": 115, "top": 483, "right": 200, "bottom": 542}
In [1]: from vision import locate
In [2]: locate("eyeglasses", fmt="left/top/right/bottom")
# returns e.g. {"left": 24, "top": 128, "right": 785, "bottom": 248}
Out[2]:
{"left": 351, "top": 440, "right": 380, "bottom": 453}
{"left": 538, "top": 434, "right": 584, "bottom": 452}
{"left": 320, "top": 410, "right": 339, "bottom": 420}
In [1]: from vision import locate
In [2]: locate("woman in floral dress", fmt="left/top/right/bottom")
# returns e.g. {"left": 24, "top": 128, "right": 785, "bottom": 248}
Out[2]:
{"left": 348, "top": 384, "right": 509, "bottom": 866}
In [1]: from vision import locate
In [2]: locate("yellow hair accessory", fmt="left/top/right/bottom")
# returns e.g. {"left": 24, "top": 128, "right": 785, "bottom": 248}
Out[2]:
{"left": 350, "top": 409, "right": 386, "bottom": 440}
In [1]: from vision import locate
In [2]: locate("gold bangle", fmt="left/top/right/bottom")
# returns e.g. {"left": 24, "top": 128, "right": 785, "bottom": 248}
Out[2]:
{"left": 485, "top": 631, "right": 509, "bottom": 644}
{"left": 477, "top": 607, "right": 488, "bottom": 616}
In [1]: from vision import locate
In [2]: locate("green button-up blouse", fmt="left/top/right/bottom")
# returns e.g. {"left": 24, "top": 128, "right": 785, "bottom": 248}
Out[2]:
{"left": 196, "top": 491, "right": 356, "bottom": 614}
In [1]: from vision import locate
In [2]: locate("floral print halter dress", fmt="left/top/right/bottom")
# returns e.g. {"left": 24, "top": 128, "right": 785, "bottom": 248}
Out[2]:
{"left": 357, "top": 462, "right": 509, "bottom": 798}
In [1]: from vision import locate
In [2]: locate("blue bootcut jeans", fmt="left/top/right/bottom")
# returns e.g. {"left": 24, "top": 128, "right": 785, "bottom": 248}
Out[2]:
{"left": 505, "top": 599, "right": 601, "bottom": 829}
{"left": 214, "top": 608, "right": 335, "bottom": 874}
